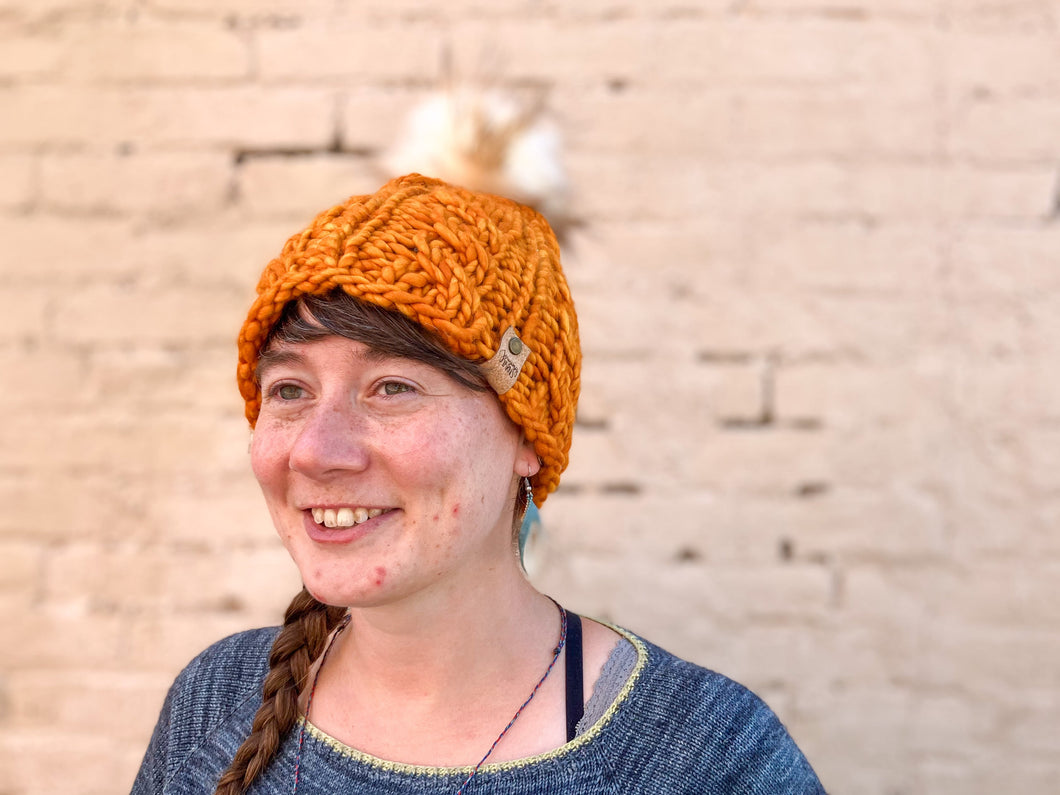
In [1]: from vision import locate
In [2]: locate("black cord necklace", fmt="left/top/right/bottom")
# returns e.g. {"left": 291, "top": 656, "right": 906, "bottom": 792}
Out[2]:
{"left": 291, "top": 601, "right": 568, "bottom": 794}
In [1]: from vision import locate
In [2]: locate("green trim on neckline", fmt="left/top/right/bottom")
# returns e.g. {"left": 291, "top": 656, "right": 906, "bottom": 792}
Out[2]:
{"left": 300, "top": 624, "right": 648, "bottom": 776}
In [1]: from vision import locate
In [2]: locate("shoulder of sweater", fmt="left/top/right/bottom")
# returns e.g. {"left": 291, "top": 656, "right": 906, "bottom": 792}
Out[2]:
{"left": 175, "top": 626, "right": 280, "bottom": 694}
{"left": 614, "top": 633, "right": 823, "bottom": 790}
{"left": 625, "top": 633, "right": 756, "bottom": 707}
{"left": 134, "top": 627, "right": 282, "bottom": 789}
{"left": 164, "top": 627, "right": 280, "bottom": 739}
{"left": 640, "top": 637, "right": 784, "bottom": 735}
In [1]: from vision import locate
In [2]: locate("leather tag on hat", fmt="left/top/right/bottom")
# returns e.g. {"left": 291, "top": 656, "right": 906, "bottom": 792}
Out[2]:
{"left": 483, "top": 326, "right": 530, "bottom": 394}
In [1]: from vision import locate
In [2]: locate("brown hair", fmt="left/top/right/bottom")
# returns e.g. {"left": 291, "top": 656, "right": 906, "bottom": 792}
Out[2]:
{"left": 213, "top": 588, "right": 346, "bottom": 795}
{"left": 216, "top": 293, "right": 530, "bottom": 793}
{"left": 258, "top": 291, "right": 491, "bottom": 394}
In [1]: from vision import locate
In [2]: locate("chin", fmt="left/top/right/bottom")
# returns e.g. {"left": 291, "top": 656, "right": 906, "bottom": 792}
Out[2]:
{"left": 302, "top": 582, "right": 345, "bottom": 607}
{"left": 300, "top": 570, "right": 397, "bottom": 610}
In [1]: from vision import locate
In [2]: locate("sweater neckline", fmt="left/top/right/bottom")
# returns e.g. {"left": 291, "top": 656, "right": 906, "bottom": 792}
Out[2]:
{"left": 298, "top": 625, "right": 648, "bottom": 776}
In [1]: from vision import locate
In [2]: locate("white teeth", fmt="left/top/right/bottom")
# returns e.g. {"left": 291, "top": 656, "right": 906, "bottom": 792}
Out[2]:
{"left": 311, "top": 507, "right": 387, "bottom": 528}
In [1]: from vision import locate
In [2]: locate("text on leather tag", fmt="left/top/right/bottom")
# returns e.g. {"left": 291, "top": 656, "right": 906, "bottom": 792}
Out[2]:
{"left": 482, "top": 326, "right": 530, "bottom": 394}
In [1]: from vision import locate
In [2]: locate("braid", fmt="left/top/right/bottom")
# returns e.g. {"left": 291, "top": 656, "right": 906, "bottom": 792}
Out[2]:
{"left": 214, "top": 588, "right": 347, "bottom": 795}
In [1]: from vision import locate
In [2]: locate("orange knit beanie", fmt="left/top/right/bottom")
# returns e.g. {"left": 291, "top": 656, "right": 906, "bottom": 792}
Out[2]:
{"left": 236, "top": 174, "right": 580, "bottom": 502}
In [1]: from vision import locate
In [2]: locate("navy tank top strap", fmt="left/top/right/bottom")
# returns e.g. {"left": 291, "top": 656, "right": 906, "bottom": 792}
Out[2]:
{"left": 564, "top": 609, "right": 584, "bottom": 742}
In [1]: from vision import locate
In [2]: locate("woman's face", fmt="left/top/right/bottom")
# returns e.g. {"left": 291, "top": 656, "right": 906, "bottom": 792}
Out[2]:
{"left": 250, "top": 333, "right": 535, "bottom": 608}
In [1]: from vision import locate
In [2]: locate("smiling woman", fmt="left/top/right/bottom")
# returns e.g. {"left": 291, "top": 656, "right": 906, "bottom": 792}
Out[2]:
{"left": 252, "top": 328, "right": 528, "bottom": 610}
{"left": 130, "top": 174, "right": 825, "bottom": 795}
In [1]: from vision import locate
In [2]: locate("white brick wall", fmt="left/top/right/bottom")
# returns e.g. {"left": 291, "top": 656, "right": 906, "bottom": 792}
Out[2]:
{"left": 1, "top": 2, "right": 1058, "bottom": 793}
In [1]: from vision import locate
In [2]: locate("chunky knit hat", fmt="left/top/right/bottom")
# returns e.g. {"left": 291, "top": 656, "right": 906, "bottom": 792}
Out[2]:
{"left": 237, "top": 174, "right": 580, "bottom": 502}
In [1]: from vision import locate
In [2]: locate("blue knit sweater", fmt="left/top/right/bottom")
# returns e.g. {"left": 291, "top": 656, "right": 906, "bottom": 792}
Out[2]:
{"left": 131, "top": 626, "right": 825, "bottom": 794}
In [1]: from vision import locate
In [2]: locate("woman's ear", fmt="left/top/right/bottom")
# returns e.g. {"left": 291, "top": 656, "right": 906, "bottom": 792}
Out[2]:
{"left": 513, "top": 438, "right": 541, "bottom": 478}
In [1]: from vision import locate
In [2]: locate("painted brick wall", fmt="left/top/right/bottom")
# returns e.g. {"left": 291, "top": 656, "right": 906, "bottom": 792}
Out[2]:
{"left": 1, "top": 2, "right": 1058, "bottom": 793}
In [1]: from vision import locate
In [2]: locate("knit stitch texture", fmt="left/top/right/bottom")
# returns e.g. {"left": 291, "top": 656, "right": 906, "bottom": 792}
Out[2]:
{"left": 132, "top": 627, "right": 826, "bottom": 795}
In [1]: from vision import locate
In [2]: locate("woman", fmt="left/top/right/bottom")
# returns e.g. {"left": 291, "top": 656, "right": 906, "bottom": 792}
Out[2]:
{"left": 132, "top": 174, "right": 825, "bottom": 794}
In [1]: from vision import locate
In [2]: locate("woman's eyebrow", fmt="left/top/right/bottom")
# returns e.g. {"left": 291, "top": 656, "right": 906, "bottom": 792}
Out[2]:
{"left": 355, "top": 346, "right": 396, "bottom": 365}
{"left": 255, "top": 344, "right": 400, "bottom": 383}
{"left": 255, "top": 348, "right": 305, "bottom": 383}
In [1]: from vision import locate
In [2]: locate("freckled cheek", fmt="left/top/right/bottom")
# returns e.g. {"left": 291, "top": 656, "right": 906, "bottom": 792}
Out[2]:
{"left": 373, "top": 417, "right": 438, "bottom": 456}
{"left": 249, "top": 430, "right": 290, "bottom": 487}
{"left": 394, "top": 416, "right": 466, "bottom": 467}
{"left": 273, "top": 519, "right": 302, "bottom": 554}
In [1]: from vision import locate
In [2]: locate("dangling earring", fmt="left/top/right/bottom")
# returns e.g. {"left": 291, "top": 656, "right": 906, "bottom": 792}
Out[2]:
{"left": 517, "top": 464, "right": 538, "bottom": 572}
{"left": 522, "top": 462, "right": 535, "bottom": 512}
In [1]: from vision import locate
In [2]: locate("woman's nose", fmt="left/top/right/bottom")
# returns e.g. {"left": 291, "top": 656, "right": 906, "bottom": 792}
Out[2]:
{"left": 287, "top": 400, "right": 371, "bottom": 477}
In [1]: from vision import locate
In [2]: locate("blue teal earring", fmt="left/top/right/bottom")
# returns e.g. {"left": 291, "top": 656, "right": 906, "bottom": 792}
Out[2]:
{"left": 518, "top": 466, "right": 540, "bottom": 570}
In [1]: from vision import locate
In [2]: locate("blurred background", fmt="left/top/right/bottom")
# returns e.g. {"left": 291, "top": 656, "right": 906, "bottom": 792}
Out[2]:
{"left": 1, "top": 0, "right": 1059, "bottom": 793}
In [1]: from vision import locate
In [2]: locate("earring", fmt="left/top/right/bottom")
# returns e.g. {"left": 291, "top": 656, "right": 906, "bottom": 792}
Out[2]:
{"left": 523, "top": 461, "right": 535, "bottom": 508}
{"left": 517, "top": 470, "right": 538, "bottom": 572}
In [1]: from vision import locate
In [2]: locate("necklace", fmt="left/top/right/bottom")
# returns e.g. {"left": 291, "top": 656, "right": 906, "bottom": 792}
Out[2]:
{"left": 292, "top": 600, "right": 568, "bottom": 795}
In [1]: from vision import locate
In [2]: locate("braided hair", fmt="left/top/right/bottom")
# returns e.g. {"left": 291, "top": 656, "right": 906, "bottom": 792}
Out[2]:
{"left": 213, "top": 588, "right": 346, "bottom": 795}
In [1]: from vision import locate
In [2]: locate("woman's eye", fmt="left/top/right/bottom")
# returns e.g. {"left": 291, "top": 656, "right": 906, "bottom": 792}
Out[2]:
{"left": 277, "top": 384, "right": 303, "bottom": 400}
{"left": 381, "top": 381, "right": 412, "bottom": 396}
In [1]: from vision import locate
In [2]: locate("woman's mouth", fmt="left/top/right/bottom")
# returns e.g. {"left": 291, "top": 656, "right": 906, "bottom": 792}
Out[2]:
{"left": 303, "top": 506, "right": 397, "bottom": 544}
{"left": 310, "top": 506, "right": 391, "bottom": 528}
